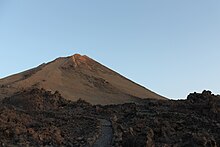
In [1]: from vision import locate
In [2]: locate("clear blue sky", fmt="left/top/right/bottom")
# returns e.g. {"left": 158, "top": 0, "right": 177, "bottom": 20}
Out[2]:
{"left": 0, "top": 0, "right": 219, "bottom": 99}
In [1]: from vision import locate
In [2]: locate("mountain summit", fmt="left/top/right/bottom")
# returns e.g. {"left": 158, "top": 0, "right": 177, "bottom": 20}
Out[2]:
{"left": 0, "top": 54, "right": 166, "bottom": 104}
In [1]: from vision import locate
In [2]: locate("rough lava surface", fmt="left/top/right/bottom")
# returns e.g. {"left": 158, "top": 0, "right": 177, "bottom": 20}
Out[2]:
{"left": 0, "top": 89, "right": 219, "bottom": 146}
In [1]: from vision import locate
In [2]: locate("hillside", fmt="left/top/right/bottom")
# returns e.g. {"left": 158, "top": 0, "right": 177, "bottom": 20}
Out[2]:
{"left": 0, "top": 54, "right": 165, "bottom": 104}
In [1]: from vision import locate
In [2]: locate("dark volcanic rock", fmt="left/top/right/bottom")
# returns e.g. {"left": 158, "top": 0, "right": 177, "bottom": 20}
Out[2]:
{"left": 186, "top": 90, "right": 220, "bottom": 120}
{"left": 102, "top": 91, "right": 220, "bottom": 147}
{"left": 0, "top": 88, "right": 99, "bottom": 147}
{"left": 2, "top": 88, "right": 68, "bottom": 111}
{"left": 0, "top": 90, "right": 219, "bottom": 147}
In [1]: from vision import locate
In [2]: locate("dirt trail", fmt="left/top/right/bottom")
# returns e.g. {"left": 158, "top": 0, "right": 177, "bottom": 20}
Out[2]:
{"left": 93, "top": 119, "right": 113, "bottom": 147}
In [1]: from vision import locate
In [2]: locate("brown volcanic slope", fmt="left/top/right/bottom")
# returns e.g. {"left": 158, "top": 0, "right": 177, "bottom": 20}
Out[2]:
{"left": 0, "top": 54, "right": 166, "bottom": 104}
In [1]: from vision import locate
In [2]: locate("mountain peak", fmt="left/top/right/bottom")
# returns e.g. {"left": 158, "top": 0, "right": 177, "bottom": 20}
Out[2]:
{"left": 72, "top": 53, "right": 89, "bottom": 62}
{"left": 72, "top": 53, "right": 84, "bottom": 58}
{"left": 67, "top": 54, "right": 92, "bottom": 69}
{"left": 0, "top": 54, "right": 166, "bottom": 104}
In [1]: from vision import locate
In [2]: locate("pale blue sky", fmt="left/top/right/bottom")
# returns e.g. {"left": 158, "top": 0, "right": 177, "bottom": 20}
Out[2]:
{"left": 0, "top": 0, "right": 219, "bottom": 99}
